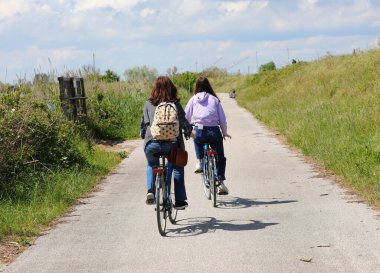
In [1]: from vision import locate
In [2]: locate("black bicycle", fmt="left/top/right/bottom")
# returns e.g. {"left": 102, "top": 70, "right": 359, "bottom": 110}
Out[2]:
{"left": 153, "top": 156, "right": 177, "bottom": 236}
{"left": 201, "top": 143, "right": 220, "bottom": 207}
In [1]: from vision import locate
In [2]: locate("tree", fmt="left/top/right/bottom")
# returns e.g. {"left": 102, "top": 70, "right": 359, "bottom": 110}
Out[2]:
{"left": 172, "top": 71, "right": 198, "bottom": 93}
{"left": 166, "top": 66, "right": 178, "bottom": 77}
{"left": 102, "top": 69, "right": 120, "bottom": 82}
{"left": 124, "top": 65, "right": 158, "bottom": 84}
{"left": 259, "top": 61, "right": 276, "bottom": 73}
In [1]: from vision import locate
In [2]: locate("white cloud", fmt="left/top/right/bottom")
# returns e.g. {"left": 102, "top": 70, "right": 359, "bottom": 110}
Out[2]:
{"left": 0, "top": 0, "right": 32, "bottom": 18}
{"left": 1, "top": 0, "right": 380, "bottom": 83}
{"left": 177, "top": 0, "right": 204, "bottom": 18}
{"left": 219, "top": 1, "right": 250, "bottom": 14}
{"left": 299, "top": 0, "right": 318, "bottom": 11}
{"left": 140, "top": 8, "right": 155, "bottom": 17}
{"left": 73, "top": 0, "right": 141, "bottom": 12}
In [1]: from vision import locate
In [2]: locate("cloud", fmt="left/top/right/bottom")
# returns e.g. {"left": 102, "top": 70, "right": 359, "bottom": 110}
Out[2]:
{"left": 0, "top": 0, "right": 32, "bottom": 19}
{"left": 219, "top": 1, "right": 250, "bottom": 14}
{"left": 140, "top": 8, "right": 155, "bottom": 17}
{"left": 73, "top": 0, "right": 142, "bottom": 12}
{"left": 1, "top": 0, "right": 380, "bottom": 83}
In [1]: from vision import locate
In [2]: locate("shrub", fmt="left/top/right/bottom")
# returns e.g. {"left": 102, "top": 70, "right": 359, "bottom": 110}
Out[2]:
{"left": 86, "top": 89, "right": 147, "bottom": 140}
{"left": 259, "top": 61, "right": 276, "bottom": 72}
{"left": 0, "top": 88, "right": 90, "bottom": 197}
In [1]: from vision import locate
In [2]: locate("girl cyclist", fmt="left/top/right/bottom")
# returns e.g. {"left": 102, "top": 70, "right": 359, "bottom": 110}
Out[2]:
{"left": 141, "top": 76, "right": 192, "bottom": 209}
{"left": 184, "top": 77, "right": 231, "bottom": 195}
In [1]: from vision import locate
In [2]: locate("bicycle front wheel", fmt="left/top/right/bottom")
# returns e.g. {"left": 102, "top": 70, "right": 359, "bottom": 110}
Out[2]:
{"left": 201, "top": 158, "right": 211, "bottom": 199}
{"left": 209, "top": 158, "right": 217, "bottom": 207}
{"left": 155, "top": 174, "right": 167, "bottom": 236}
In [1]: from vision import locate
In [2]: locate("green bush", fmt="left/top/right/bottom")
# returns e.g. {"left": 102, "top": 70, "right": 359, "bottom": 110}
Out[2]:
{"left": 86, "top": 89, "right": 147, "bottom": 139}
{"left": 172, "top": 72, "right": 199, "bottom": 93}
{"left": 259, "top": 61, "right": 276, "bottom": 72}
{"left": 0, "top": 88, "right": 90, "bottom": 198}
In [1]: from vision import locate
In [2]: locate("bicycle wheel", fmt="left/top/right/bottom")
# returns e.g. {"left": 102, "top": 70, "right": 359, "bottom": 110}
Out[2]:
{"left": 209, "top": 158, "right": 217, "bottom": 207}
{"left": 168, "top": 183, "right": 177, "bottom": 224}
{"left": 201, "top": 157, "right": 211, "bottom": 199}
{"left": 155, "top": 173, "right": 167, "bottom": 236}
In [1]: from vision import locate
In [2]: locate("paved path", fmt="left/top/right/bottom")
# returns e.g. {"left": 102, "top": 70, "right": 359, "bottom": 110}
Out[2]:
{"left": 3, "top": 94, "right": 380, "bottom": 273}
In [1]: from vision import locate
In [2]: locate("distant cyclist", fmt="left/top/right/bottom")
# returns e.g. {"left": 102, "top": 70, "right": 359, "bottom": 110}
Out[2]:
{"left": 141, "top": 76, "right": 192, "bottom": 209}
{"left": 184, "top": 77, "right": 231, "bottom": 195}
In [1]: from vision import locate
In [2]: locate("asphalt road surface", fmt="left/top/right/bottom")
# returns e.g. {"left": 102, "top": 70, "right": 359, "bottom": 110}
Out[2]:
{"left": 3, "top": 94, "right": 380, "bottom": 273}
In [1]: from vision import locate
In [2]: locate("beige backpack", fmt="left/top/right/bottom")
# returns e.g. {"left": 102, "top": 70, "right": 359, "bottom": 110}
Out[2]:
{"left": 150, "top": 102, "right": 180, "bottom": 140}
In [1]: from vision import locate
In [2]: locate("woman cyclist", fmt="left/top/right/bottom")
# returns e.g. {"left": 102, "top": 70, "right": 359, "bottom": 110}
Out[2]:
{"left": 184, "top": 77, "right": 231, "bottom": 195}
{"left": 141, "top": 76, "right": 192, "bottom": 209}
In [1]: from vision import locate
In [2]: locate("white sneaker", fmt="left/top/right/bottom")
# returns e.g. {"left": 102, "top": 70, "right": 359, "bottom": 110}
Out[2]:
{"left": 194, "top": 162, "right": 202, "bottom": 173}
{"left": 146, "top": 192, "right": 154, "bottom": 205}
{"left": 218, "top": 181, "right": 229, "bottom": 195}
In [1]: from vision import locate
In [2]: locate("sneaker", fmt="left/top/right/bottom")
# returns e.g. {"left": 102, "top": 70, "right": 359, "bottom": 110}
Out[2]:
{"left": 146, "top": 190, "right": 154, "bottom": 205}
{"left": 194, "top": 162, "right": 202, "bottom": 173}
{"left": 174, "top": 200, "right": 188, "bottom": 210}
{"left": 217, "top": 181, "right": 229, "bottom": 195}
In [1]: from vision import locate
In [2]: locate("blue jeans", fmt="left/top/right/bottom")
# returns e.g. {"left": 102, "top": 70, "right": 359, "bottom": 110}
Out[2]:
{"left": 193, "top": 126, "right": 226, "bottom": 181}
{"left": 144, "top": 141, "right": 187, "bottom": 201}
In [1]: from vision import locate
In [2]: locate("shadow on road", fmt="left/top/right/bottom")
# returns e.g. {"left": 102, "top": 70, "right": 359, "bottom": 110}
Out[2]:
{"left": 167, "top": 217, "right": 278, "bottom": 237}
{"left": 216, "top": 196, "right": 298, "bottom": 209}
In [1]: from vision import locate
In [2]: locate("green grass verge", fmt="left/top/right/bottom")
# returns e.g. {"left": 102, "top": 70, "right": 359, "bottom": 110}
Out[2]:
{"left": 0, "top": 148, "right": 122, "bottom": 243}
{"left": 223, "top": 50, "right": 380, "bottom": 207}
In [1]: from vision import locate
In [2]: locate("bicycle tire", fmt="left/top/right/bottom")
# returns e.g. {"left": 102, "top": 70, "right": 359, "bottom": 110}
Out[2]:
{"left": 168, "top": 182, "right": 177, "bottom": 224}
{"left": 201, "top": 157, "right": 211, "bottom": 199}
{"left": 209, "top": 158, "right": 217, "bottom": 207}
{"left": 155, "top": 173, "right": 167, "bottom": 236}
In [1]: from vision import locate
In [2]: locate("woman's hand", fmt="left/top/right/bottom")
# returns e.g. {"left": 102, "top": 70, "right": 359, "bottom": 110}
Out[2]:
{"left": 223, "top": 133, "right": 232, "bottom": 140}
{"left": 190, "top": 130, "right": 196, "bottom": 138}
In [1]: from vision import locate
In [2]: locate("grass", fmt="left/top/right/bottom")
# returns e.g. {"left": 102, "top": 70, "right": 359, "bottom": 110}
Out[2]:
{"left": 0, "top": 148, "right": 122, "bottom": 243}
{"left": 221, "top": 49, "right": 380, "bottom": 207}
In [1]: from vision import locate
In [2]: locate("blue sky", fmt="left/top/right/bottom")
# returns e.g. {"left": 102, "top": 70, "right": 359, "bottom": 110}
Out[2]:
{"left": 1, "top": 0, "right": 379, "bottom": 83}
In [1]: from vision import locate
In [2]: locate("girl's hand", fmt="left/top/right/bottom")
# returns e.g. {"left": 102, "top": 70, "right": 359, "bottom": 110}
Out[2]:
{"left": 223, "top": 133, "right": 232, "bottom": 140}
{"left": 190, "top": 130, "right": 196, "bottom": 138}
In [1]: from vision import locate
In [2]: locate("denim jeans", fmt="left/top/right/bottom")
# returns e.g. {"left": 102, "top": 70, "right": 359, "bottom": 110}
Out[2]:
{"left": 193, "top": 126, "right": 226, "bottom": 181}
{"left": 144, "top": 141, "right": 187, "bottom": 201}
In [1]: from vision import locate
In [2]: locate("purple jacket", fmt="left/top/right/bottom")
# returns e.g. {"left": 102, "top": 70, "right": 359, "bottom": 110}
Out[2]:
{"left": 184, "top": 92, "right": 228, "bottom": 135}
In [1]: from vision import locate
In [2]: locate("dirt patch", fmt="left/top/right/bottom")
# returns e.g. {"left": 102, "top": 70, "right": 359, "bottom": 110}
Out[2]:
{"left": 0, "top": 240, "right": 30, "bottom": 267}
{"left": 95, "top": 139, "right": 141, "bottom": 154}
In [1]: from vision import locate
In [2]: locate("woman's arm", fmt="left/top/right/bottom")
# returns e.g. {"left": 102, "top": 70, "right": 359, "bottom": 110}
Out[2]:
{"left": 184, "top": 98, "right": 193, "bottom": 124}
{"left": 177, "top": 102, "right": 192, "bottom": 139}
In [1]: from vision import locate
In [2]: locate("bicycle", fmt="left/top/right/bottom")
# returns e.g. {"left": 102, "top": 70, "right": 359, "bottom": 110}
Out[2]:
{"left": 200, "top": 143, "right": 220, "bottom": 207}
{"left": 153, "top": 155, "right": 177, "bottom": 236}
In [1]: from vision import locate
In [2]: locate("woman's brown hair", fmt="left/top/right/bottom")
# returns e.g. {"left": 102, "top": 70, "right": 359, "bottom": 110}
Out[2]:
{"left": 149, "top": 76, "right": 179, "bottom": 106}
{"left": 194, "top": 77, "right": 219, "bottom": 99}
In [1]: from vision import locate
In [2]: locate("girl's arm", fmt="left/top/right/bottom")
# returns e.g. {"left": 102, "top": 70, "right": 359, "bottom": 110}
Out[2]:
{"left": 184, "top": 98, "right": 193, "bottom": 124}
{"left": 177, "top": 102, "right": 192, "bottom": 139}
{"left": 217, "top": 102, "right": 228, "bottom": 136}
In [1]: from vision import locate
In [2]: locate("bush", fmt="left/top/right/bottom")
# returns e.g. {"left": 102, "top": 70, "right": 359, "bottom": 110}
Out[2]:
{"left": 259, "top": 61, "right": 276, "bottom": 72}
{"left": 172, "top": 72, "right": 199, "bottom": 93}
{"left": 0, "top": 88, "right": 90, "bottom": 197}
{"left": 86, "top": 89, "right": 147, "bottom": 140}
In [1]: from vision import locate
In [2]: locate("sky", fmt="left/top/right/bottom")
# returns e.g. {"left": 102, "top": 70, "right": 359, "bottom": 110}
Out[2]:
{"left": 1, "top": 0, "right": 380, "bottom": 83}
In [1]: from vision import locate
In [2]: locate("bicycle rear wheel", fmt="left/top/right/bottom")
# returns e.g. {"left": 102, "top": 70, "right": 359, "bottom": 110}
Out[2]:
{"left": 168, "top": 184, "right": 177, "bottom": 224}
{"left": 209, "top": 158, "right": 217, "bottom": 207}
{"left": 155, "top": 173, "right": 167, "bottom": 236}
{"left": 201, "top": 158, "right": 211, "bottom": 199}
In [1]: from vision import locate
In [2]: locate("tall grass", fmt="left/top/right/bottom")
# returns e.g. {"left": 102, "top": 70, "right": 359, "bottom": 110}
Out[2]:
{"left": 230, "top": 49, "right": 380, "bottom": 206}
